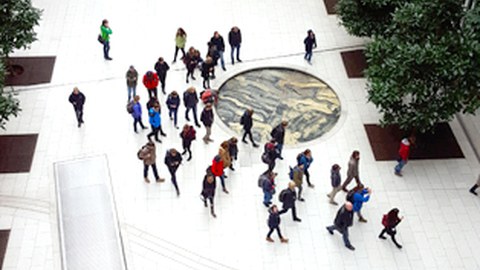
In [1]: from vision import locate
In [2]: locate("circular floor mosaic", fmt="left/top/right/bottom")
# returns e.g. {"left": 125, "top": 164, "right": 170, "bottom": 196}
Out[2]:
{"left": 216, "top": 68, "right": 341, "bottom": 145}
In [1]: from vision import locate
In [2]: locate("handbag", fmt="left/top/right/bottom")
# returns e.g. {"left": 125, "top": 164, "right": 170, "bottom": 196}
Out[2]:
{"left": 97, "top": 34, "right": 105, "bottom": 44}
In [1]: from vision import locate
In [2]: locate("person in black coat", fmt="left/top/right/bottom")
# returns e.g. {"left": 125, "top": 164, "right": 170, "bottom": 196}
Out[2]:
{"left": 164, "top": 148, "right": 182, "bottom": 196}
{"left": 200, "top": 103, "right": 214, "bottom": 143}
{"left": 201, "top": 57, "right": 215, "bottom": 89}
{"left": 379, "top": 208, "right": 404, "bottom": 249}
{"left": 278, "top": 181, "right": 301, "bottom": 222}
{"left": 303, "top": 29, "right": 317, "bottom": 64}
{"left": 201, "top": 172, "right": 217, "bottom": 218}
{"left": 262, "top": 140, "right": 278, "bottom": 174}
{"left": 183, "top": 87, "right": 200, "bottom": 127}
{"left": 326, "top": 202, "right": 355, "bottom": 250}
{"left": 266, "top": 205, "right": 288, "bottom": 243}
{"left": 227, "top": 137, "right": 238, "bottom": 170}
{"left": 240, "top": 109, "right": 259, "bottom": 147}
{"left": 154, "top": 57, "right": 170, "bottom": 94}
{"left": 166, "top": 91, "right": 180, "bottom": 129}
{"left": 180, "top": 124, "right": 196, "bottom": 161}
{"left": 270, "top": 121, "right": 288, "bottom": 159}
{"left": 228, "top": 26, "right": 242, "bottom": 65}
{"left": 210, "top": 31, "right": 226, "bottom": 71}
{"left": 68, "top": 87, "right": 86, "bottom": 128}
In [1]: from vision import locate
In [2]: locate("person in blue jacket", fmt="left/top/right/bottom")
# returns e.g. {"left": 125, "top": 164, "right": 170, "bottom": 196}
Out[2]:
{"left": 261, "top": 172, "right": 276, "bottom": 207}
{"left": 166, "top": 91, "right": 180, "bottom": 129}
{"left": 147, "top": 102, "right": 166, "bottom": 143}
{"left": 132, "top": 95, "right": 147, "bottom": 133}
{"left": 352, "top": 184, "right": 372, "bottom": 223}
{"left": 298, "top": 149, "right": 315, "bottom": 188}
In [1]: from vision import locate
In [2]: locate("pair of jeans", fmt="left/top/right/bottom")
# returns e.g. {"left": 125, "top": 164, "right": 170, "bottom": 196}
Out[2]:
{"left": 242, "top": 129, "right": 256, "bottom": 144}
{"left": 133, "top": 117, "right": 146, "bottom": 132}
{"left": 217, "top": 174, "right": 226, "bottom": 189}
{"left": 185, "top": 106, "right": 199, "bottom": 126}
{"left": 144, "top": 163, "right": 159, "bottom": 179}
{"left": 148, "top": 88, "right": 158, "bottom": 99}
{"left": 276, "top": 143, "right": 283, "bottom": 157}
{"left": 182, "top": 144, "right": 192, "bottom": 159}
{"left": 327, "top": 225, "right": 351, "bottom": 246}
{"left": 159, "top": 74, "right": 166, "bottom": 93}
{"left": 304, "top": 50, "right": 312, "bottom": 62}
{"left": 267, "top": 226, "right": 283, "bottom": 239}
{"left": 147, "top": 126, "right": 160, "bottom": 141}
{"left": 169, "top": 108, "right": 178, "bottom": 126}
{"left": 230, "top": 45, "right": 240, "bottom": 63}
{"left": 168, "top": 166, "right": 179, "bottom": 193}
{"left": 74, "top": 108, "right": 83, "bottom": 124}
{"left": 304, "top": 169, "right": 312, "bottom": 186}
{"left": 103, "top": 41, "right": 110, "bottom": 59}
{"left": 279, "top": 206, "right": 298, "bottom": 220}
{"left": 263, "top": 191, "right": 272, "bottom": 205}
{"left": 173, "top": 46, "right": 185, "bottom": 62}
{"left": 217, "top": 50, "right": 225, "bottom": 69}
{"left": 127, "top": 86, "right": 136, "bottom": 101}
{"left": 395, "top": 159, "right": 406, "bottom": 173}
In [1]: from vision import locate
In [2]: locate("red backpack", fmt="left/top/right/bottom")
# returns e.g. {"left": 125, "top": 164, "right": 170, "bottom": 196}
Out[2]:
{"left": 382, "top": 214, "right": 388, "bottom": 227}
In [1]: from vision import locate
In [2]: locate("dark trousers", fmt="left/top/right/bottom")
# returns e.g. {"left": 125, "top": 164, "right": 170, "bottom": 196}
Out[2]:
{"left": 203, "top": 76, "right": 210, "bottom": 89}
{"left": 202, "top": 193, "right": 214, "bottom": 205}
{"left": 279, "top": 206, "right": 298, "bottom": 220}
{"left": 267, "top": 226, "right": 283, "bottom": 239}
{"left": 185, "top": 106, "right": 199, "bottom": 125}
{"left": 144, "top": 163, "right": 159, "bottom": 179}
{"left": 169, "top": 108, "right": 178, "bottom": 126}
{"left": 304, "top": 50, "right": 312, "bottom": 62}
{"left": 74, "top": 107, "right": 83, "bottom": 124}
{"left": 305, "top": 169, "right": 312, "bottom": 186}
{"left": 264, "top": 161, "right": 276, "bottom": 174}
{"left": 173, "top": 46, "right": 185, "bottom": 62}
{"left": 379, "top": 227, "right": 401, "bottom": 246}
{"left": 182, "top": 143, "right": 192, "bottom": 159}
{"left": 216, "top": 174, "right": 226, "bottom": 189}
{"left": 159, "top": 75, "right": 166, "bottom": 93}
{"left": 242, "top": 129, "right": 255, "bottom": 144}
{"left": 103, "top": 41, "right": 110, "bottom": 59}
{"left": 168, "top": 166, "right": 179, "bottom": 193}
{"left": 231, "top": 45, "right": 240, "bottom": 63}
{"left": 133, "top": 117, "right": 146, "bottom": 132}
{"left": 327, "top": 225, "right": 351, "bottom": 246}
{"left": 186, "top": 68, "right": 195, "bottom": 80}
{"left": 148, "top": 88, "right": 158, "bottom": 99}
{"left": 147, "top": 126, "right": 160, "bottom": 141}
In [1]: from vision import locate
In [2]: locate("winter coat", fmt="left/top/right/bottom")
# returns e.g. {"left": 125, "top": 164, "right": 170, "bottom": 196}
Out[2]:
{"left": 298, "top": 154, "right": 313, "bottom": 171}
{"left": 175, "top": 35, "right": 186, "bottom": 48}
{"left": 304, "top": 35, "right": 317, "bottom": 52}
{"left": 143, "top": 73, "right": 159, "bottom": 89}
{"left": 347, "top": 156, "right": 359, "bottom": 178}
{"left": 69, "top": 92, "right": 86, "bottom": 110}
{"left": 385, "top": 212, "right": 402, "bottom": 229}
{"left": 154, "top": 62, "right": 170, "bottom": 78}
{"left": 183, "top": 91, "right": 198, "bottom": 108}
{"left": 262, "top": 176, "right": 275, "bottom": 194}
{"left": 210, "top": 35, "right": 225, "bottom": 52}
{"left": 331, "top": 168, "right": 341, "bottom": 188}
{"left": 282, "top": 188, "right": 297, "bottom": 209}
{"left": 202, "top": 175, "right": 216, "bottom": 198}
{"left": 334, "top": 205, "right": 353, "bottom": 231}
{"left": 271, "top": 124, "right": 285, "bottom": 144}
{"left": 268, "top": 209, "right": 281, "bottom": 228}
{"left": 211, "top": 156, "right": 224, "bottom": 177}
{"left": 140, "top": 143, "right": 156, "bottom": 166}
{"left": 201, "top": 108, "right": 214, "bottom": 127}
{"left": 293, "top": 166, "right": 304, "bottom": 187}
{"left": 148, "top": 108, "right": 161, "bottom": 128}
{"left": 228, "top": 29, "right": 242, "bottom": 46}
{"left": 164, "top": 150, "right": 182, "bottom": 169}
{"left": 201, "top": 61, "right": 214, "bottom": 78}
{"left": 183, "top": 52, "right": 199, "bottom": 70}
{"left": 228, "top": 140, "right": 238, "bottom": 160}
{"left": 166, "top": 94, "right": 180, "bottom": 110}
{"left": 126, "top": 69, "right": 138, "bottom": 87}
{"left": 180, "top": 127, "right": 196, "bottom": 147}
{"left": 264, "top": 143, "right": 278, "bottom": 164}
{"left": 352, "top": 189, "right": 370, "bottom": 212}
{"left": 132, "top": 102, "right": 142, "bottom": 119}
{"left": 398, "top": 138, "right": 411, "bottom": 161}
{"left": 241, "top": 111, "right": 253, "bottom": 130}
{"left": 219, "top": 147, "right": 231, "bottom": 169}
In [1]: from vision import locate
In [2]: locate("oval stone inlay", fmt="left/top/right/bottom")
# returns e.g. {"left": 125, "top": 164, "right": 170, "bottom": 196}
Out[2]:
{"left": 216, "top": 68, "right": 341, "bottom": 145}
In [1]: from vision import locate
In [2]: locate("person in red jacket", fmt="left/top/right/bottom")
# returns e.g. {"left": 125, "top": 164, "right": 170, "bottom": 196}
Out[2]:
{"left": 143, "top": 71, "right": 160, "bottom": 99}
{"left": 394, "top": 136, "right": 415, "bottom": 177}
{"left": 210, "top": 154, "right": 229, "bottom": 194}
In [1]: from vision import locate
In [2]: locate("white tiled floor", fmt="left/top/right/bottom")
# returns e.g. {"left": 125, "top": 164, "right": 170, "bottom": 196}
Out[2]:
{"left": 1, "top": 0, "right": 480, "bottom": 269}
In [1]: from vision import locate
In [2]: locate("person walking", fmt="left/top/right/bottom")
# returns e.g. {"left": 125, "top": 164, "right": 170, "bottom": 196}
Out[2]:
{"left": 210, "top": 31, "right": 226, "bottom": 71}
{"left": 154, "top": 57, "right": 170, "bottom": 95}
{"left": 147, "top": 102, "right": 166, "bottom": 143}
{"left": 266, "top": 205, "right": 288, "bottom": 243}
{"left": 292, "top": 164, "right": 305, "bottom": 202}
{"left": 326, "top": 202, "right": 355, "bottom": 251}
{"left": 341, "top": 151, "right": 361, "bottom": 191}
{"left": 278, "top": 181, "right": 301, "bottom": 222}
{"left": 240, "top": 109, "right": 259, "bottom": 147}
{"left": 126, "top": 65, "right": 138, "bottom": 102}
{"left": 227, "top": 137, "right": 238, "bottom": 171}
{"left": 211, "top": 154, "right": 229, "bottom": 194}
{"left": 138, "top": 141, "right": 165, "bottom": 183}
{"left": 262, "top": 140, "right": 279, "bottom": 174}
{"left": 201, "top": 57, "right": 214, "bottom": 89}
{"left": 143, "top": 71, "right": 160, "bottom": 99}
{"left": 219, "top": 141, "right": 232, "bottom": 176}
{"left": 228, "top": 26, "right": 242, "bottom": 65}
{"left": 469, "top": 174, "right": 480, "bottom": 195}
{"left": 327, "top": 164, "right": 342, "bottom": 205}
{"left": 261, "top": 172, "right": 276, "bottom": 207}
{"left": 379, "top": 208, "right": 404, "bottom": 249}
{"left": 303, "top": 29, "right": 316, "bottom": 64}
{"left": 164, "top": 148, "right": 182, "bottom": 196}
{"left": 184, "top": 47, "right": 200, "bottom": 83}
{"left": 298, "top": 149, "right": 315, "bottom": 188}
{"left": 100, "top": 19, "right": 112, "bottom": 60}
{"left": 201, "top": 172, "right": 217, "bottom": 218}
{"left": 131, "top": 95, "right": 147, "bottom": 133}
{"left": 183, "top": 87, "right": 201, "bottom": 127}
{"left": 173, "top": 28, "right": 187, "bottom": 63}
{"left": 166, "top": 91, "right": 180, "bottom": 129}
{"left": 394, "top": 136, "right": 415, "bottom": 177}
{"left": 68, "top": 87, "right": 86, "bottom": 128}
{"left": 349, "top": 184, "right": 371, "bottom": 223}
{"left": 201, "top": 103, "right": 214, "bottom": 143}
{"left": 270, "top": 121, "right": 288, "bottom": 159}
{"left": 180, "top": 124, "right": 196, "bottom": 161}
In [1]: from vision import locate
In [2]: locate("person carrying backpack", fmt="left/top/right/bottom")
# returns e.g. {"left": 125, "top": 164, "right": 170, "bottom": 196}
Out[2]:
{"left": 298, "top": 149, "right": 315, "bottom": 188}
{"left": 166, "top": 91, "right": 180, "bottom": 129}
{"left": 240, "top": 109, "right": 259, "bottom": 147}
{"left": 379, "top": 208, "right": 404, "bottom": 249}
{"left": 270, "top": 121, "right": 288, "bottom": 160}
{"left": 326, "top": 202, "right": 355, "bottom": 251}
{"left": 164, "top": 148, "right": 182, "bottom": 196}
{"left": 262, "top": 140, "right": 278, "bottom": 174}
{"left": 350, "top": 184, "right": 371, "bottom": 223}
{"left": 261, "top": 172, "right": 276, "bottom": 207}
{"left": 292, "top": 164, "right": 305, "bottom": 202}
{"left": 266, "top": 205, "right": 288, "bottom": 243}
{"left": 138, "top": 141, "right": 165, "bottom": 183}
{"left": 180, "top": 124, "right": 195, "bottom": 161}
{"left": 201, "top": 172, "right": 217, "bottom": 218}
{"left": 227, "top": 137, "right": 238, "bottom": 171}
{"left": 131, "top": 95, "right": 147, "bottom": 133}
{"left": 327, "top": 164, "right": 342, "bottom": 205}
{"left": 278, "top": 181, "right": 301, "bottom": 222}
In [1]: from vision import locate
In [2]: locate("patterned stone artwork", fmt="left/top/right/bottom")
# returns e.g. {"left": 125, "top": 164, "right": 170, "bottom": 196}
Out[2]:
{"left": 216, "top": 68, "right": 341, "bottom": 145}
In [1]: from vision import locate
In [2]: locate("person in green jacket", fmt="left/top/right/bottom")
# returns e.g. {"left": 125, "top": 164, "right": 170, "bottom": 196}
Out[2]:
{"left": 172, "top": 28, "right": 186, "bottom": 63}
{"left": 100, "top": 19, "right": 113, "bottom": 60}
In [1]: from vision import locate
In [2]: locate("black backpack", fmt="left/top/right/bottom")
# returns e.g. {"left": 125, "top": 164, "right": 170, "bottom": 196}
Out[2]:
{"left": 346, "top": 189, "right": 356, "bottom": 203}
{"left": 258, "top": 174, "right": 268, "bottom": 188}
{"left": 127, "top": 101, "right": 134, "bottom": 114}
{"left": 279, "top": 189, "right": 288, "bottom": 202}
